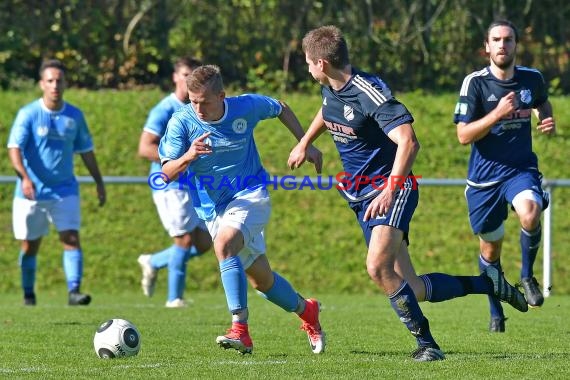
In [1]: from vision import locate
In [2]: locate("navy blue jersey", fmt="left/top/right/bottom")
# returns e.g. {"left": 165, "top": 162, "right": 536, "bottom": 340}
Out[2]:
{"left": 321, "top": 68, "right": 414, "bottom": 201}
{"left": 454, "top": 66, "right": 548, "bottom": 186}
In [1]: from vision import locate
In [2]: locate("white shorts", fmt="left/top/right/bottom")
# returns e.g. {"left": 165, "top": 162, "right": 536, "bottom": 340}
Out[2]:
{"left": 152, "top": 189, "right": 207, "bottom": 237}
{"left": 205, "top": 187, "right": 271, "bottom": 269}
{"left": 13, "top": 196, "right": 80, "bottom": 240}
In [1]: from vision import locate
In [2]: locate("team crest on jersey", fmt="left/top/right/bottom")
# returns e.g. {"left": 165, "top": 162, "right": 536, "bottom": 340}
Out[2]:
{"left": 232, "top": 118, "right": 247, "bottom": 134}
{"left": 519, "top": 89, "right": 532, "bottom": 104}
{"left": 343, "top": 105, "right": 354, "bottom": 121}
{"left": 65, "top": 118, "right": 74, "bottom": 129}
{"left": 37, "top": 125, "right": 49, "bottom": 137}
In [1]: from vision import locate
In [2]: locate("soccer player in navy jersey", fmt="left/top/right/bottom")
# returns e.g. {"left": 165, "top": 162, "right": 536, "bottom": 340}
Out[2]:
{"left": 289, "top": 25, "right": 528, "bottom": 361}
{"left": 137, "top": 57, "right": 212, "bottom": 308}
{"left": 454, "top": 20, "right": 556, "bottom": 332}
{"left": 158, "top": 65, "right": 325, "bottom": 355}
{"left": 7, "top": 59, "right": 106, "bottom": 306}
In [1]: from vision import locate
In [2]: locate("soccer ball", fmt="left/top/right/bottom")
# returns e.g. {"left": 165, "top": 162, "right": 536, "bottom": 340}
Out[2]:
{"left": 93, "top": 318, "right": 141, "bottom": 359}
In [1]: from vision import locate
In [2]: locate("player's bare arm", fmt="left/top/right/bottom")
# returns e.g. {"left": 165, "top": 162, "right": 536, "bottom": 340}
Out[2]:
{"left": 278, "top": 101, "right": 323, "bottom": 173}
{"left": 457, "top": 91, "right": 517, "bottom": 145}
{"left": 534, "top": 100, "right": 556, "bottom": 135}
{"left": 138, "top": 131, "right": 161, "bottom": 162}
{"left": 80, "top": 151, "right": 106, "bottom": 206}
{"left": 162, "top": 131, "right": 212, "bottom": 180}
{"left": 8, "top": 147, "right": 35, "bottom": 200}
{"left": 288, "top": 107, "right": 327, "bottom": 172}
{"left": 364, "top": 123, "right": 419, "bottom": 221}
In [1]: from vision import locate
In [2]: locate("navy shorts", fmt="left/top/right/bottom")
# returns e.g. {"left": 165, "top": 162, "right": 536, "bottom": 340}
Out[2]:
{"left": 348, "top": 183, "right": 418, "bottom": 247}
{"left": 466, "top": 170, "right": 548, "bottom": 234}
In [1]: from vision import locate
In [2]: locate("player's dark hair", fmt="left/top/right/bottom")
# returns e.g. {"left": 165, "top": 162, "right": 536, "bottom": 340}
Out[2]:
{"left": 302, "top": 25, "right": 350, "bottom": 69}
{"left": 486, "top": 19, "right": 519, "bottom": 43}
{"left": 39, "top": 59, "right": 66, "bottom": 78}
{"left": 186, "top": 64, "right": 224, "bottom": 93}
{"left": 174, "top": 56, "right": 202, "bottom": 72}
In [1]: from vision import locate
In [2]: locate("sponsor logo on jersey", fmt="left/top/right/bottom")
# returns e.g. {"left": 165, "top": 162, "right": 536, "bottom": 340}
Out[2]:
{"left": 487, "top": 94, "right": 498, "bottom": 102}
{"left": 323, "top": 120, "right": 357, "bottom": 144}
{"left": 323, "top": 97, "right": 327, "bottom": 106}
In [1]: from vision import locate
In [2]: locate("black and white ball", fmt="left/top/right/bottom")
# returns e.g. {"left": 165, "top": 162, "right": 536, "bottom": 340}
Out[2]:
{"left": 93, "top": 318, "right": 141, "bottom": 359}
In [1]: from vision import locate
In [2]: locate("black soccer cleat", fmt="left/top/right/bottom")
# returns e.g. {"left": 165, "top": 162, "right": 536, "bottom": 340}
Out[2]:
{"left": 68, "top": 291, "right": 92, "bottom": 306}
{"left": 23, "top": 294, "right": 36, "bottom": 306}
{"left": 411, "top": 345, "right": 445, "bottom": 362}
{"left": 484, "top": 266, "right": 528, "bottom": 312}
{"left": 489, "top": 317, "right": 507, "bottom": 333}
{"left": 520, "top": 277, "right": 544, "bottom": 308}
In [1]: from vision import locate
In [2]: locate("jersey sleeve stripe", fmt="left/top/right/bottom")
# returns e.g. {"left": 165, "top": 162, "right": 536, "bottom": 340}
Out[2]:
{"left": 460, "top": 69, "right": 487, "bottom": 96}
{"left": 352, "top": 75, "right": 387, "bottom": 106}
{"left": 143, "top": 127, "right": 161, "bottom": 136}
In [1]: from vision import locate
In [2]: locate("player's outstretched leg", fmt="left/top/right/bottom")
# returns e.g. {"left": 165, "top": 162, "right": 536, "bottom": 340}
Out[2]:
{"left": 137, "top": 254, "right": 158, "bottom": 297}
{"left": 216, "top": 321, "right": 253, "bottom": 354}
{"left": 299, "top": 298, "right": 326, "bottom": 354}
{"left": 484, "top": 266, "right": 528, "bottom": 312}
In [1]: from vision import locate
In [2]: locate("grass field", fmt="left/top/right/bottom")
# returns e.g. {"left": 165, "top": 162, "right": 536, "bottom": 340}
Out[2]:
{"left": 1, "top": 291, "right": 568, "bottom": 379}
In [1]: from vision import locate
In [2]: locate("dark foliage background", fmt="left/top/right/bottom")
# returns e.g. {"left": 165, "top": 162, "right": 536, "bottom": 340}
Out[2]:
{"left": 1, "top": 0, "right": 568, "bottom": 93}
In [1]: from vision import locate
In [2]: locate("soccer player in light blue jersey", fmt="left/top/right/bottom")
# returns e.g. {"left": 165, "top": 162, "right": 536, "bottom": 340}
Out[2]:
{"left": 7, "top": 59, "right": 106, "bottom": 306}
{"left": 454, "top": 20, "right": 556, "bottom": 332}
{"left": 137, "top": 57, "right": 212, "bottom": 308}
{"left": 159, "top": 64, "right": 325, "bottom": 355}
{"left": 289, "top": 25, "right": 528, "bottom": 361}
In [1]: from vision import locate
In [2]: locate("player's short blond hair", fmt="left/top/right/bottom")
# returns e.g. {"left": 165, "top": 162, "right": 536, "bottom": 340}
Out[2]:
{"left": 186, "top": 64, "right": 224, "bottom": 94}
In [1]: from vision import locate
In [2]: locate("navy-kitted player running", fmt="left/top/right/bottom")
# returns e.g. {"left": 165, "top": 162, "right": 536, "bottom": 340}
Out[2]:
{"left": 454, "top": 20, "right": 556, "bottom": 332}
{"left": 289, "top": 25, "right": 527, "bottom": 362}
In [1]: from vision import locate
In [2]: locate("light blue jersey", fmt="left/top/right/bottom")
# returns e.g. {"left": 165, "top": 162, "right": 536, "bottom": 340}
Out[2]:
{"left": 158, "top": 94, "right": 282, "bottom": 220}
{"left": 7, "top": 99, "right": 93, "bottom": 200}
{"left": 143, "top": 93, "right": 185, "bottom": 192}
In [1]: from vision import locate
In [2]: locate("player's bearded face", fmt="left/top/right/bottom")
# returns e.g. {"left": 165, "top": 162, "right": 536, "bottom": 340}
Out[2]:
{"left": 486, "top": 26, "right": 517, "bottom": 70}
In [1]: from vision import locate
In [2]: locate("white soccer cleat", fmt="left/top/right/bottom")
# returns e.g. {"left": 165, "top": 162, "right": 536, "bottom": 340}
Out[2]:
{"left": 137, "top": 254, "right": 157, "bottom": 297}
{"left": 165, "top": 298, "right": 188, "bottom": 308}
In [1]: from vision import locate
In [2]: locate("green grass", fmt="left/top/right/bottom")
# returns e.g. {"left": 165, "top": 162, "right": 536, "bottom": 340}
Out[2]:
{"left": 1, "top": 292, "right": 568, "bottom": 379}
{"left": 1, "top": 89, "right": 570, "bottom": 295}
